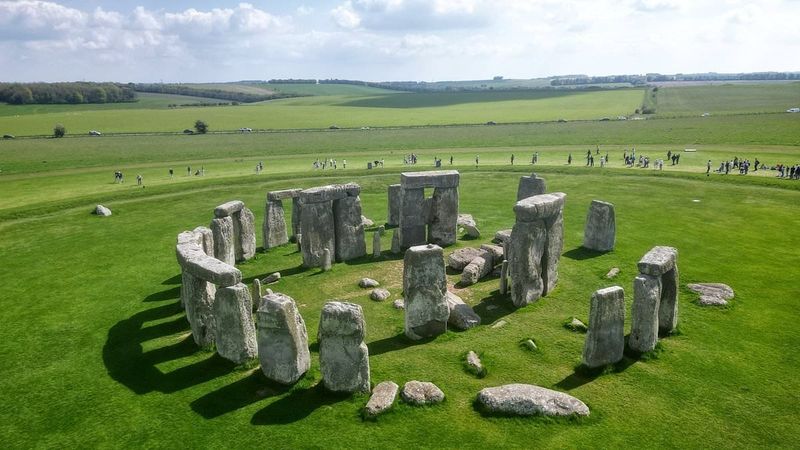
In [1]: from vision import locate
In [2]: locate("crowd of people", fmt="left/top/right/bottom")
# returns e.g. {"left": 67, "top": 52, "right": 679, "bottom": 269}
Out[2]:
{"left": 312, "top": 158, "right": 346, "bottom": 169}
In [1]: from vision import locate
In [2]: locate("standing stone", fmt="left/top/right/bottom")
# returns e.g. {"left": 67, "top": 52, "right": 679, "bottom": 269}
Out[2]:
{"left": 318, "top": 301, "right": 370, "bottom": 393}
{"left": 399, "top": 187, "right": 427, "bottom": 248}
{"left": 499, "top": 260, "right": 509, "bottom": 295}
{"left": 629, "top": 274, "right": 661, "bottom": 353}
{"left": 291, "top": 197, "right": 302, "bottom": 239}
{"left": 299, "top": 201, "right": 335, "bottom": 268}
{"left": 403, "top": 244, "right": 449, "bottom": 340}
{"left": 659, "top": 266, "right": 679, "bottom": 335}
{"left": 372, "top": 231, "right": 381, "bottom": 258}
{"left": 181, "top": 271, "right": 217, "bottom": 347}
{"left": 213, "top": 283, "right": 257, "bottom": 364}
{"left": 257, "top": 293, "right": 311, "bottom": 385}
{"left": 296, "top": 233, "right": 302, "bottom": 252}
{"left": 391, "top": 229, "right": 401, "bottom": 254}
{"left": 387, "top": 184, "right": 402, "bottom": 227}
{"left": 399, "top": 170, "right": 460, "bottom": 248}
{"left": 582, "top": 286, "right": 625, "bottom": 368}
{"left": 251, "top": 278, "right": 263, "bottom": 310}
{"left": 263, "top": 199, "right": 289, "bottom": 249}
{"left": 429, "top": 187, "right": 459, "bottom": 246}
{"left": 210, "top": 216, "right": 235, "bottom": 266}
{"left": 193, "top": 226, "right": 215, "bottom": 256}
{"left": 322, "top": 248, "right": 332, "bottom": 272}
{"left": 516, "top": 173, "right": 547, "bottom": 201}
{"left": 333, "top": 195, "right": 367, "bottom": 261}
{"left": 233, "top": 207, "right": 256, "bottom": 261}
{"left": 582, "top": 200, "right": 616, "bottom": 252}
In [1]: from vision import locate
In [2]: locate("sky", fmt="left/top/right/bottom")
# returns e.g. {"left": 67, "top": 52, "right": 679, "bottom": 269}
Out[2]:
{"left": 0, "top": 0, "right": 798, "bottom": 83}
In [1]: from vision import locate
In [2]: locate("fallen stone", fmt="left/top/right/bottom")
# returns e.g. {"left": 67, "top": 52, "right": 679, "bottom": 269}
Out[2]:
{"left": 257, "top": 293, "right": 310, "bottom": 385}
{"left": 466, "top": 351, "right": 485, "bottom": 377}
{"left": 213, "top": 283, "right": 258, "bottom": 364}
{"left": 318, "top": 301, "right": 371, "bottom": 393}
{"left": 582, "top": 286, "right": 625, "bottom": 368}
{"left": 403, "top": 244, "right": 449, "bottom": 340}
{"left": 457, "top": 214, "right": 481, "bottom": 238}
{"left": 564, "top": 317, "right": 587, "bottom": 333}
{"left": 359, "top": 278, "right": 380, "bottom": 288}
{"left": 460, "top": 250, "right": 493, "bottom": 286}
{"left": 214, "top": 200, "right": 244, "bottom": 218}
{"left": 262, "top": 272, "right": 281, "bottom": 284}
{"left": 688, "top": 283, "right": 734, "bottom": 306}
{"left": 370, "top": 288, "right": 390, "bottom": 302}
{"left": 445, "top": 291, "right": 481, "bottom": 330}
{"left": 491, "top": 320, "right": 508, "bottom": 329}
{"left": 401, "top": 381, "right": 445, "bottom": 406}
{"left": 606, "top": 267, "right": 620, "bottom": 279}
{"left": 94, "top": 204, "right": 112, "bottom": 216}
{"left": 582, "top": 200, "right": 616, "bottom": 252}
{"left": 447, "top": 247, "right": 482, "bottom": 271}
{"left": 393, "top": 299, "right": 405, "bottom": 310}
{"left": 476, "top": 384, "right": 589, "bottom": 417}
{"left": 493, "top": 229, "right": 512, "bottom": 244}
{"left": 364, "top": 381, "right": 399, "bottom": 418}
{"left": 480, "top": 244, "right": 504, "bottom": 262}
{"left": 523, "top": 339, "right": 538, "bottom": 351}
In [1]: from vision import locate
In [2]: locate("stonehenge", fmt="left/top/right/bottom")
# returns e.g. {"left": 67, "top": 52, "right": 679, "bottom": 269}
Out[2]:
{"left": 582, "top": 286, "right": 625, "bottom": 368}
{"left": 387, "top": 184, "right": 401, "bottom": 227}
{"left": 257, "top": 293, "right": 310, "bottom": 385}
{"left": 583, "top": 200, "right": 616, "bottom": 252}
{"left": 516, "top": 172, "right": 547, "bottom": 201}
{"left": 298, "top": 183, "right": 366, "bottom": 267}
{"left": 403, "top": 244, "right": 449, "bottom": 340}
{"left": 318, "top": 301, "right": 371, "bottom": 393}
{"left": 263, "top": 189, "right": 301, "bottom": 249}
{"left": 213, "top": 283, "right": 258, "bottom": 364}
{"left": 212, "top": 200, "right": 256, "bottom": 263}
{"left": 398, "top": 170, "right": 460, "bottom": 248}
{"left": 629, "top": 246, "right": 679, "bottom": 353}
{"left": 508, "top": 193, "right": 566, "bottom": 307}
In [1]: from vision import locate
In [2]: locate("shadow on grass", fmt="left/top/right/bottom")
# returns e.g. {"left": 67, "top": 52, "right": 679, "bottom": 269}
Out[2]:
{"left": 368, "top": 332, "right": 436, "bottom": 356}
{"left": 161, "top": 274, "right": 182, "bottom": 285}
{"left": 191, "top": 372, "right": 291, "bottom": 419}
{"left": 244, "top": 264, "right": 306, "bottom": 283}
{"left": 103, "top": 299, "right": 236, "bottom": 395}
{"left": 563, "top": 246, "right": 607, "bottom": 261}
{"left": 555, "top": 339, "right": 640, "bottom": 391}
{"left": 343, "top": 251, "right": 403, "bottom": 266}
{"left": 472, "top": 290, "right": 516, "bottom": 324}
{"left": 144, "top": 286, "right": 181, "bottom": 302}
{"left": 250, "top": 383, "right": 350, "bottom": 425}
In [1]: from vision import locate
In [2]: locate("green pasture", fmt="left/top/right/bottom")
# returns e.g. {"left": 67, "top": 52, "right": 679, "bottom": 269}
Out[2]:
{"left": 0, "top": 166, "right": 798, "bottom": 448}
{"left": 654, "top": 82, "right": 800, "bottom": 116}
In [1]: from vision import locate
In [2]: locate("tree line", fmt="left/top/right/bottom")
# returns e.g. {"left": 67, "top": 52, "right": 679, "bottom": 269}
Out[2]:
{"left": 134, "top": 83, "right": 298, "bottom": 103}
{"left": 0, "top": 82, "right": 137, "bottom": 105}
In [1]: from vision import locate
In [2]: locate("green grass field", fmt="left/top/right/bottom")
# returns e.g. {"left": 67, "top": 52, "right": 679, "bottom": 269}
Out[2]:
{"left": 654, "top": 82, "right": 800, "bottom": 116}
{"left": 0, "top": 84, "right": 799, "bottom": 448}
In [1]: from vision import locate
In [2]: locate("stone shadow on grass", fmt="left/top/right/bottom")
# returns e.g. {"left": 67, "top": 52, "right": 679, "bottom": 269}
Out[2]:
{"left": 342, "top": 251, "right": 403, "bottom": 266}
{"left": 191, "top": 371, "right": 291, "bottom": 419}
{"left": 368, "top": 332, "right": 436, "bottom": 356}
{"left": 563, "top": 246, "right": 607, "bottom": 261}
{"left": 472, "top": 290, "right": 516, "bottom": 324}
{"left": 251, "top": 383, "right": 351, "bottom": 425}
{"left": 103, "top": 298, "right": 236, "bottom": 396}
{"left": 555, "top": 350, "right": 638, "bottom": 391}
{"left": 161, "top": 274, "right": 182, "bottom": 285}
{"left": 144, "top": 286, "right": 181, "bottom": 302}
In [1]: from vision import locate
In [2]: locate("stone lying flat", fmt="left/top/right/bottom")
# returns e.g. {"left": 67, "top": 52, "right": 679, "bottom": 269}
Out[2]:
{"left": 637, "top": 246, "right": 678, "bottom": 277}
{"left": 400, "top": 170, "right": 460, "bottom": 189}
{"left": 445, "top": 291, "right": 481, "bottom": 330}
{"left": 393, "top": 299, "right": 405, "bottom": 309}
{"left": 262, "top": 272, "right": 281, "bottom": 284}
{"left": 214, "top": 200, "right": 244, "bottom": 218}
{"left": 493, "top": 229, "right": 512, "bottom": 244}
{"left": 370, "top": 288, "right": 390, "bottom": 301}
{"left": 299, "top": 184, "right": 348, "bottom": 204}
{"left": 364, "top": 381, "right": 399, "bottom": 418}
{"left": 606, "top": 267, "right": 620, "bottom": 279}
{"left": 523, "top": 339, "right": 538, "bottom": 351}
{"left": 359, "top": 277, "right": 380, "bottom": 288}
{"left": 361, "top": 216, "right": 374, "bottom": 227}
{"left": 447, "top": 247, "right": 482, "bottom": 271}
{"left": 457, "top": 214, "right": 481, "bottom": 238}
{"left": 94, "top": 204, "right": 112, "bottom": 216}
{"left": 565, "top": 317, "right": 587, "bottom": 332}
{"left": 466, "top": 350, "right": 485, "bottom": 377}
{"left": 267, "top": 188, "right": 302, "bottom": 201}
{"left": 176, "top": 232, "right": 242, "bottom": 287}
{"left": 513, "top": 193, "right": 567, "bottom": 222}
{"left": 461, "top": 250, "right": 493, "bottom": 286}
{"left": 480, "top": 244, "right": 504, "bottom": 262}
{"left": 401, "top": 381, "right": 445, "bottom": 406}
{"left": 476, "top": 384, "right": 589, "bottom": 417}
{"left": 688, "top": 283, "right": 734, "bottom": 306}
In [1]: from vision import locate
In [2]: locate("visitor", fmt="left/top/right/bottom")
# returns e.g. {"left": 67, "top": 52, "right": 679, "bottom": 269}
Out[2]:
{"left": 169, "top": 168, "right": 173, "bottom": 178}
{"left": 136, "top": 174, "right": 142, "bottom": 186}
{"left": 511, "top": 154, "right": 515, "bottom": 165}
{"left": 706, "top": 160, "right": 711, "bottom": 176}
{"left": 450, "top": 155, "right": 453, "bottom": 165}
{"left": 343, "top": 159, "right": 347, "bottom": 169}
{"left": 568, "top": 153, "right": 572, "bottom": 165}
{"left": 475, "top": 155, "right": 479, "bottom": 167}
{"left": 187, "top": 166, "right": 191, "bottom": 176}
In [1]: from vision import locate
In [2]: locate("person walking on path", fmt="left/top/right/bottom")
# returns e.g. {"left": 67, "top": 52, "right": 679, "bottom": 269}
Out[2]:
{"left": 706, "top": 160, "right": 712, "bottom": 176}
{"left": 511, "top": 154, "right": 515, "bottom": 166}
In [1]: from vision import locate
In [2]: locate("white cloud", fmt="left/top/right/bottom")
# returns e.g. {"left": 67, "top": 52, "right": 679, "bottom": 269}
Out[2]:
{"left": 331, "top": 1, "right": 361, "bottom": 29}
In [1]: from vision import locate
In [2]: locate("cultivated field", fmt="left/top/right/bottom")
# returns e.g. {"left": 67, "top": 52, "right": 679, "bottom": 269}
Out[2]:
{"left": 0, "top": 83, "right": 798, "bottom": 448}
{"left": 653, "top": 82, "right": 800, "bottom": 116}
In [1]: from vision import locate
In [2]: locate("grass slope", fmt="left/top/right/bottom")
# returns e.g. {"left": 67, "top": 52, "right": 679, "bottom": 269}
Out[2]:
{"left": 0, "top": 168, "right": 798, "bottom": 448}
{"left": 0, "top": 93, "right": 217, "bottom": 117}
{"left": 655, "top": 83, "right": 800, "bottom": 116}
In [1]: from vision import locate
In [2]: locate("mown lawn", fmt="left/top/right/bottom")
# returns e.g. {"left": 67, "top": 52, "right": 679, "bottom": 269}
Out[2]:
{"left": 0, "top": 165, "right": 798, "bottom": 448}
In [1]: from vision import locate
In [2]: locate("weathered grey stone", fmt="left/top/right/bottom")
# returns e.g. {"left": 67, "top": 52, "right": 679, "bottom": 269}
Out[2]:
{"left": 565, "top": 317, "right": 588, "bottom": 332}
{"left": 403, "top": 244, "right": 449, "bottom": 340}
{"left": 476, "top": 384, "right": 589, "bottom": 417}
{"left": 460, "top": 250, "right": 493, "bottom": 286}
{"left": 491, "top": 319, "right": 508, "bottom": 329}
{"left": 480, "top": 244, "right": 504, "bottom": 262}
{"left": 688, "top": 283, "right": 734, "bottom": 306}
{"left": 318, "top": 301, "right": 370, "bottom": 393}
{"left": 582, "top": 200, "right": 616, "bottom": 252}
{"left": 513, "top": 193, "right": 566, "bottom": 223}
{"left": 233, "top": 207, "right": 256, "bottom": 261}
{"left": 94, "top": 204, "right": 112, "bottom": 216}
{"left": 401, "top": 381, "right": 445, "bottom": 405}
{"left": 638, "top": 246, "right": 677, "bottom": 277}
{"left": 262, "top": 272, "right": 280, "bottom": 284}
{"left": 291, "top": 197, "right": 301, "bottom": 238}
{"left": 334, "top": 195, "right": 367, "bottom": 261}
{"left": 523, "top": 339, "right": 538, "bottom": 351}
{"left": 429, "top": 187, "right": 459, "bottom": 246}
{"left": 299, "top": 201, "right": 335, "bottom": 268}
{"left": 267, "top": 188, "right": 301, "bottom": 201}
{"left": 181, "top": 271, "right": 216, "bottom": 347}
{"left": 378, "top": 225, "right": 385, "bottom": 236}
{"left": 370, "top": 288, "right": 390, "bottom": 301}
{"left": 391, "top": 229, "right": 401, "bottom": 254}
{"left": 361, "top": 215, "right": 374, "bottom": 228}
{"left": 263, "top": 199, "right": 289, "bottom": 249}
{"left": 193, "top": 226, "right": 215, "bottom": 256}
{"left": 445, "top": 291, "right": 481, "bottom": 330}
{"left": 447, "top": 247, "right": 482, "bottom": 271}
{"left": 210, "top": 216, "right": 235, "bottom": 266}
{"left": 251, "top": 279, "right": 262, "bottom": 311}
{"left": 342, "top": 182, "right": 361, "bottom": 197}
{"left": 499, "top": 260, "right": 509, "bottom": 295}
{"left": 213, "top": 283, "right": 257, "bottom": 364}
{"left": 400, "top": 170, "right": 460, "bottom": 189}
{"left": 606, "top": 267, "right": 620, "bottom": 279}
{"left": 659, "top": 266, "right": 679, "bottom": 334}
{"left": 176, "top": 231, "right": 242, "bottom": 287}
{"left": 582, "top": 286, "right": 625, "bottom": 368}
{"left": 493, "top": 229, "right": 512, "bottom": 244}
{"left": 629, "top": 274, "right": 661, "bottom": 353}
{"left": 359, "top": 278, "right": 380, "bottom": 288}
{"left": 466, "top": 351, "right": 485, "bottom": 376}
{"left": 516, "top": 173, "right": 547, "bottom": 201}
{"left": 299, "top": 184, "right": 348, "bottom": 204}
{"left": 372, "top": 230, "right": 381, "bottom": 257}
{"left": 295, "top": 233, "right": 302, "bottom": 252}
{"left": 257, "top": 293, "right": 310, "bottom": 385}
{"left": 387, "top": 184, "right": 402, "bottom": 227}
{"left": 393, "top": 299, "right": 405, "bottom": 309}
{"left": 321, "top": 248, "right": 332, "bottom": 271}
{"left": 399, "top": 187, "right": 427, "bottom": 248}
{"left": 457, "top": 214, "right": 480, "bottom": 238}
{"left": 214, "top": 200, "right": 244, "bottom": 218}
{"left": 364, "top": 381, "right": 399, "bottom": 418}
{"left": 542, "top": 207, "right": 565, "bottom": 295}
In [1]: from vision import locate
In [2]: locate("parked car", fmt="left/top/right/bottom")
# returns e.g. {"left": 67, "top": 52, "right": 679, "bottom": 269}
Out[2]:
{"left": 486, "top": 120, "right": 497, "bottom": 125}
{"left": 239, "top": 127, "right": 252, "bottom": 132}
{"left": 89, "top": 130, "right": 102, "bottom": 136}
{"left": 183, "top": 129, "right": 194, "bottom": 134}
{"left": 2, "top": 134, "right": 14, "bottom": 139}
{"left": 787, "top": 107, "right": 800, "bottom": 113}
{"left": 329, "top": 125, "right": 340, "bottom": 129}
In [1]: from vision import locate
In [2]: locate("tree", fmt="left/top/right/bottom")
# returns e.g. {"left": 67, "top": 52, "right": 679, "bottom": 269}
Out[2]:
{"left": 53, "top": 123, "right": 66, "bottom": 138}
{"left": 194, "top": 120, "right": 208, "bottom": 134}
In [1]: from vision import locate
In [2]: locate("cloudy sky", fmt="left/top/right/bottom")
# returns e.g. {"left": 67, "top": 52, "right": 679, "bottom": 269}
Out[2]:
{"left": 1, "top": 0, "right": 798, "bottom": 82}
